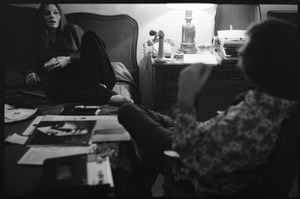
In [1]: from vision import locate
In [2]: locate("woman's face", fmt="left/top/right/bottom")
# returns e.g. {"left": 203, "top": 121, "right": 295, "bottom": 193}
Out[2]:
{"left": 46, "top": 122, "right": 89, "bottom": 136}
{"left": 43, "top": 4, "right": 61, "bottom": 29}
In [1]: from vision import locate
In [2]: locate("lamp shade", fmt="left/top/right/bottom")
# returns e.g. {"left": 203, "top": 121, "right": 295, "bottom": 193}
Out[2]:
{"left": 167, "top": 3, "right": 214, "bottom": 10}
{"left": 167, "top": 3, "right": 215, "bottom": 54}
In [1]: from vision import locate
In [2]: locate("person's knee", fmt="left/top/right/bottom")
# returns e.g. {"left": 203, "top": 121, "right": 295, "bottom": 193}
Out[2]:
{"left": 82, "top": 31, "right": 106, "bottom": 49}
{"left": 118, "top": 103, "right": 139, "bottom": 124}
{"left": 81, "top": 31, "right": 97, "bottom": 45}
{"left": 82, "top": 31, "right": 97, "bottom": 39}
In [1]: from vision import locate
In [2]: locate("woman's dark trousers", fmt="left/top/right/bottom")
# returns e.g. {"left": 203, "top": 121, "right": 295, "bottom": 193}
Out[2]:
{"left": 44, "top": 31, "right": 117, "bottom": 104}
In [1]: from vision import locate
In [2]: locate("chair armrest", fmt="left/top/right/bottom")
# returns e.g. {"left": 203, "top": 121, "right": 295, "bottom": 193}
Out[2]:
{"left": 163, "top": 150, "right": 195, "bottom": 196}
{"left": 163, "top": 150, "right": 184, "bottom": 176}
{"left": 164, "top": 150, "right": 181, "bottom": 166}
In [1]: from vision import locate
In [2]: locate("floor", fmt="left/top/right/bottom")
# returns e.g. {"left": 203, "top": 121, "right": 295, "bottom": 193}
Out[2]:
{"left": 289, "top": 177, "right": 298, "bottom": 197}
{"left": 151, "top": 174, "right": 165, "bottom": 197}
{"left": 150, "top": 175, "right": 298, "bottom": 197}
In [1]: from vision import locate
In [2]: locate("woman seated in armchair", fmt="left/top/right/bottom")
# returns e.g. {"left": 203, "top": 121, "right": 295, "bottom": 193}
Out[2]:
{"left": 117, "top": 18, "right": 298, "bottom": 196}
{"left": 25, "top": 3, "right": 133, "bottom": 106}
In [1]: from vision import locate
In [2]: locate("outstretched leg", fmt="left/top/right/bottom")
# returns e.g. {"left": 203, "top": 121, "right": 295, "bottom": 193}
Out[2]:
{"left": 118, "top": 103, "right": 174, "bottom": 190}
{"left": 48, "top": 31, "right": 132, "bottom": 105}
{"left": 80, "top": 31, "right": 116, "bottom": 89}
{"left": 118, "top": 103, "right": 173, "bottom": 153}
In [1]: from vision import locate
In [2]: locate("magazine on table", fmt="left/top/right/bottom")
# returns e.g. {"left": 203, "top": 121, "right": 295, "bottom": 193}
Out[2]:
{"left": 26, "top": 120, "right": 96, "bottom": 146}
{"left": 41, "top": 154, "right": 114, "bottom": 191}
{"left": 24, "top": 115, "right": 130, "bottom": 145}
{"left": 18, "top": 115, "right": 130, "bottom": 165}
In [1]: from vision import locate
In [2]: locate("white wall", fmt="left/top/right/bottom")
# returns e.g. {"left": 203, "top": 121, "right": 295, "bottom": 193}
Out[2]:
{"left": 12, "top": 4, "right": 298, "bottom": 107}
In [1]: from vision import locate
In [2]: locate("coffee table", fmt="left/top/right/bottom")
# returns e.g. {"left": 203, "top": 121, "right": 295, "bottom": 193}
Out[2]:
{"left": 4, "top": 99, "right": 146, "bottom": 197}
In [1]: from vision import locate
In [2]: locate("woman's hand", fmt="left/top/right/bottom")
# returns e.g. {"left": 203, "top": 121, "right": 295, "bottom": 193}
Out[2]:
{"left": 55, "top": 56, "right": 71, "bottom": 69}
{"left": 177, "top": 63, "right": 213, "bottom": 108}
{"left": 26, "top": 72, "right": 41, "bottom": 87}
{"left": 44, "top": 57, "right": 57, "bottom": 71}
{"left": 44, "top": 56, "right": 71, "bottom": 72}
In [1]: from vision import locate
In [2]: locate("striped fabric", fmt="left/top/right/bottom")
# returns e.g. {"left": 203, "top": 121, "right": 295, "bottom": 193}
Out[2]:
{"left": 118, "top": 103, "right": 174, "bottom": 153}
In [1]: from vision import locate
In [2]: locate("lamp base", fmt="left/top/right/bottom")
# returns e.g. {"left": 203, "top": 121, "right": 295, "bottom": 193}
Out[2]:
{"left": 179, "top": 42, "right": 197, "bottom": 54}
{"left": 155, "top": 57, "right": 168, "bottom": 63}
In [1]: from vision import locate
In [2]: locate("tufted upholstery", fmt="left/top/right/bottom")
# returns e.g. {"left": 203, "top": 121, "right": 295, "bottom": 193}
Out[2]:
{"left": 66, "top": 12, "right": 139, "bottom": 86}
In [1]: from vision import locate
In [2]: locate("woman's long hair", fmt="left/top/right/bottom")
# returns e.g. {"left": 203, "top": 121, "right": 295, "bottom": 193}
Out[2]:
{"left": 38, "top": 3, "right": 67, "bottom": 33}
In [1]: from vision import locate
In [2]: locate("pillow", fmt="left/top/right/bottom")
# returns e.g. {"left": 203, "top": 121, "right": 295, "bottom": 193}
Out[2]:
{"left": 111, "top": 62, "right": 141, "bottom": 104}
{"left": 111, "top": 62, "right": 135, "bottom": 84}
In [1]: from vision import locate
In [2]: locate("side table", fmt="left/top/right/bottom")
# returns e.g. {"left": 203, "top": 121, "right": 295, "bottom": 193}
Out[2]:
{"left": 151, "top": 56, "right": 252, "bottom": 121}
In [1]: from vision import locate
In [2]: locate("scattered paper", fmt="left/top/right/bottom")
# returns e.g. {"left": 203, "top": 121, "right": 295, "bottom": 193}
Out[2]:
{"left": 22, "top": 116, "right": 44, "bottom": 136}
{"left": 92, "top": 115, "right": 130, "bottom": 142}
{"left": 93, "top": 115, "right": 122, "bottom": 129}
{"left": 17, "top": 145, "right": 96, "bottom": 165}
{"left": 4, "top": 104, "right": 38, "bottom": 123}
{"left": 183, "top": 54, "right": 218, "bottom": 65}
{"left": 87, "top": 156, "right": 114, "bottom": 187}
{"left": 42, "top": 115, "right": 100, "bottom": 122}
{"left": 5, "top": 133, "right": 28, "bottom": 145}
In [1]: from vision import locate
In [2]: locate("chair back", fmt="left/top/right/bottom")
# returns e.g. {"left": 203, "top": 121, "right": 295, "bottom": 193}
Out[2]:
{"left": 257, "top": 115, "right": 298, "bottom": 197}
{"left": 232, "top": 115, "right": 298, "bottom": 198}
{"left": 214, "top": 4, "right": 261, "bottom": 35}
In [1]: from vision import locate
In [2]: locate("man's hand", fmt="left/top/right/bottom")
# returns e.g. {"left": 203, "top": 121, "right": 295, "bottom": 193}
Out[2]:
{"left": 44, "top": 56, "right": 71, "bottom": 72}
{"left": 26, "top": 72, "right": 41, "bottom": 87}
{"left": 177, "top": 63, "right": 213, "bottom": 108}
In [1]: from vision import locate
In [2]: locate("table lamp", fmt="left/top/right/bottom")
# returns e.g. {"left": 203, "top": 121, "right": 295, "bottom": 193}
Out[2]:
{"left": 167, "top": 3, "right": 214, "bottom": 54}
